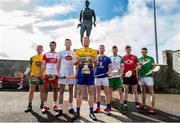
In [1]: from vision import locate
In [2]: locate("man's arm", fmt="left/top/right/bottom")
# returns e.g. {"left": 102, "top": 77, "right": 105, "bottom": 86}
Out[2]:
{"left": 92, "top": 50, "right": 98, "bottom": 68}
{"left": 24, "top": 57, "right": 33, "bottom": 77}
{"left": 73, "top": 52, "right": 79, "bottom": 65}
{"left": 120, "top": 64, "right": 124, "bottom": 74}
{"left": 40, "top": 61, "right": 46, "bottom": 77}
{"left": 57, "top": 58, "right": 61, "bottom": 77}
{"left": 120, "top": 57, "right": 124, "bottom": 73}
{"left": 24, "top": 64, "right": 31, "bottom": 77}
{"left": 93, "top": 56, "right": 97, "bottom": 67}
{"left": 79, "top": 10, "right": 83, "bottom": 23}
{"left": 108, "top": 63, "right": 113, "bottom": 74}
{"left": 92, "top": 9, "right": 96, "bottom": 26}
{"left": 136, "top": 57, "right": 140, "bottom": 77}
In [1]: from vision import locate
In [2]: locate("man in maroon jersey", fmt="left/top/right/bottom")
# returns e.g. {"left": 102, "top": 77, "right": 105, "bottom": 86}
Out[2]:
{"left": 122, "top": 45, "right": 140, "bottom": 111}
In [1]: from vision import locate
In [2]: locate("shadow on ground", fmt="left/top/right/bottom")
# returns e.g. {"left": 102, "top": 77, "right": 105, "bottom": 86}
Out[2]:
{"left": 110, "top": 99, "right": 180, "bottom": 122}
{"left": 30, "top": 111, "right": 73, "bottom": 122}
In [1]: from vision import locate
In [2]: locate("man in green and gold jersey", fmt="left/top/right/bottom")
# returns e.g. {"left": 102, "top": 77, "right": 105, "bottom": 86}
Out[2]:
{"left": 24, "top": 45, "right": 45, "bottom": 113}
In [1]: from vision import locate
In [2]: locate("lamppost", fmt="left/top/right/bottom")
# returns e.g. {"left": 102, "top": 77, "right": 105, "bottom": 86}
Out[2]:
{"left": 153, "top": 0, "right": 159, "bottom": 63}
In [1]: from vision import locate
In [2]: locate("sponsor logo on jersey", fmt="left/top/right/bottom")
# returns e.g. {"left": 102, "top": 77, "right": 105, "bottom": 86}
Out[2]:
{"left": 125, "top": 60, "right": 133, "bottom": 64}
{"left": 65, "top": 55, "right": 73, "bottom": 61}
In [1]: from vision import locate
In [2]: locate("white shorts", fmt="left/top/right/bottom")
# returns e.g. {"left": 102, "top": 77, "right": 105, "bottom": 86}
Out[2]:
{"left": 58, "top": 78, "right": 75, "bottom": 85}
{"left": 95, "top": 77, "right": 109, "bottom": 87}
{"left": 139, "top": 77, "right": 154, "bottom": 86}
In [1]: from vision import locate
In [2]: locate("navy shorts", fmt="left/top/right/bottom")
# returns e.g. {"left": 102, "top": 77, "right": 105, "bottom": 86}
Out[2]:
{"left": 76, "top": 70, "right": 94, "bottom": 86}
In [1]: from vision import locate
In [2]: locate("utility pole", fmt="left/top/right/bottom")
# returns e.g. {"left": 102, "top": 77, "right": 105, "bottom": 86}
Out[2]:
{"left": 153, "top": 0, "right": 159, "bottom": 63}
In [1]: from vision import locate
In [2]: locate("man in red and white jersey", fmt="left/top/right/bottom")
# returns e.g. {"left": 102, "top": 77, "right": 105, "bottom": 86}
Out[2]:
{"left": 40, "top": 41, "right": 59, "bottom": 113}
{"left": 122, "top": 45, "right": 140, "bottom": 112}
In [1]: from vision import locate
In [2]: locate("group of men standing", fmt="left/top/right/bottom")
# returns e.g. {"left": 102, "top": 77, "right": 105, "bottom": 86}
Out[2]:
{"left": 23, "top": 36, "right": 156, "bottom": 121}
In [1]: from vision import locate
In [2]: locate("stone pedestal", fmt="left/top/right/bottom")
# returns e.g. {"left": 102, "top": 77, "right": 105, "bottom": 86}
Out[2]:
{"left": 162, "top": 50, "right": 173, "bottom": 67}
{"left": 172, "top": 50, "right": 180, "bottom": 74}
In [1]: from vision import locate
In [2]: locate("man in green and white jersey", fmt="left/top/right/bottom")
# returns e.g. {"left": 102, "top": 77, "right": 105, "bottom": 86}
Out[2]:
{"left": 109, "top": 46, "right": 124, "bottom": 111}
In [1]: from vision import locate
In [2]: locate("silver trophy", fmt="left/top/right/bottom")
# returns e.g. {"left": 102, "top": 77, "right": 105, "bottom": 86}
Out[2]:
{"left": 80, "top": 57, "right": 92, "bottom": 76}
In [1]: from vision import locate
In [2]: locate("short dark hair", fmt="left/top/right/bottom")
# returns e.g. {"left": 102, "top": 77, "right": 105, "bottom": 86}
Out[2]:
{"left": 50, "top": 41, "right": 56, "bottom": 46}
{"left": 112, "top": 45, "right": 118, "bottom": 49}
{"left": 99, "top": 44, "right": 105, "bottom": 47}
{"left": 125, "top": 45, "right": 131, "bottom": 49}
{"left": 141, "top": 47, "right": 147, "bottom": 51}
{"left": 65, "top": 39, "right": 71, "bottom": 43}
{"left": 65, "top": 39, "right": 71, "bottom": 41}
{"left": 99, "top": 45, "right": 105, "bottom": 49}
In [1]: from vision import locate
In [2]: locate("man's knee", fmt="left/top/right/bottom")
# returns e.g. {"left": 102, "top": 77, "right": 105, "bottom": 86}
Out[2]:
{"left": 132, "top": 89, "right": 138, "bottom": 94}
{"left": 29, "top": 89, "right": 34, "bottom": 94}
{"left": 124, "top": 87, "right": 129, "bottom": 93}
{"left": 60, "top": 89, "right": 64, "bottom": 95}
{"left": 141, "top": 87, "right": 146, "bottom": 93}
{"left": 88, "top": 90, "right": 94, "bottom": 96}
{"left": 69, "top": 89, "right": 73, "bottom": 95}
{"left": 53, "top": 87, "right": 58, "bottom": 92}
{"left": 148, "top": 88, "right": 154, "bottom": 95}
{"left": 80, "top": 27, "right": 85, "bottom": 35}
{"left": 86, "top": 29, "right": 91, "bottom": 36}
{"left": 77, "top": 89, "right": 83, "bottom": 96}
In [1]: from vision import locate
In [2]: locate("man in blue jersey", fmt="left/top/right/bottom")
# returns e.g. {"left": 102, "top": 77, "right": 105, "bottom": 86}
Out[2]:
{"left": 94, "top": 45, "right": 112, "bottom": 115}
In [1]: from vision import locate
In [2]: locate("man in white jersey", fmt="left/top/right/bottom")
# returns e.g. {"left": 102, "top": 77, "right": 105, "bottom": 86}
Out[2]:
{"left": 109, "top": 46, "right": 124, "bottom": 112}
{"left": 40, "top": 41, "right": 59, "bottom": 113}
{"left": 56, "top": 39, "right": 75, "bottom": 117}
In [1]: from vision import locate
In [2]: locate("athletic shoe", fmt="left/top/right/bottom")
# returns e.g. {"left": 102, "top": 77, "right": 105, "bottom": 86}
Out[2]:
{"left": 42, "top": 105, "right": 49, "bottom": 113}
{"left": 40, "top": 101, "right": 44, "bottom": 109}
{"left": 89, "top": 112, "right": 97, "bottom": 121}
{"left": 69, "top": 108, "right": 75, "bottom": 114}
{"left": 136, "top": 104, "right": 141, "bottom": 110}
{"left": 40, "top": 104, "right": 43, "bottom": 109}
{"left": 94, "top": 107, "right": 100, "bottom": 113}
{"left": 104, "top": 107, "right": 111, "bottom": 112}
{"left": 53, "top": 104, "right": 58, "bottom": 112}
{"left": 55, "top": 110, "right": 63, "bottom": 117}
{"left": 123, "top": 105, "right": 128, "bottom": 112}
{"left": 24, "top": 106, "right": 32, "bottom": 113}
{"left": 148, "top": 107, "right": 156, "bottom": 114}
{"left": 139, "top": 104, "right": 146, "bottom": 110}
{"left": 72, "top": 112, "right": 80, "bottom": 120}
{"left": 106, "top": 108, "right": 111, "bottom": 115}
{"left": 119, "top": 104, "right": 124, "bottom": 112}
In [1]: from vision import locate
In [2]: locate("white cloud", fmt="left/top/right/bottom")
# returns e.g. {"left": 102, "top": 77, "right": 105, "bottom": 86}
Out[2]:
{"left": 16, "top": 23, "right": 34, "bottom": 33}
{"left": 0, "top": 52, "right": 8, "bottom": 58}
{"left": 34, "top": 4, "right": 75, "bottom": 17}
{"left": 0, "top": 10, "right": 34, "bottom": 27}
{"left": 0, "top": 0, "right": 32, "bottom": 11}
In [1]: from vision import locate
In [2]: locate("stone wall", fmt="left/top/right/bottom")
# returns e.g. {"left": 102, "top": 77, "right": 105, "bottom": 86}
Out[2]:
{"left": 0, "top": 60, "right": 28, "bottom": 76}
{"left": 153, "top": 65, "right": 168, "bottom": 91}
{"left": 161, "top": 50, "right": 180, "bottom": 93}
{"left": 172, "top": 50, "right": 180, "bottom": 74}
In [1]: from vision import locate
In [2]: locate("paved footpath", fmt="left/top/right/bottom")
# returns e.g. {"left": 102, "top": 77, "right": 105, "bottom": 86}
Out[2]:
{"left": 0, "top": 91, "right": 180, "bottom": 122}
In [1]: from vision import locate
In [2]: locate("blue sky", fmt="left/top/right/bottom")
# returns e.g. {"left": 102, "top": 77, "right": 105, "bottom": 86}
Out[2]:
{"left": 34, "top": 0, "right": 129, "bottom": 21}
{"left": 0, "top": 0, "right": 179, "bottom": 62}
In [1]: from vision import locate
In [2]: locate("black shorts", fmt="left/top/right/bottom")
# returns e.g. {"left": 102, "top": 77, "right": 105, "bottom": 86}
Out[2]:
{"left": 123, "top": 75, "right": 138, "bottom": 85}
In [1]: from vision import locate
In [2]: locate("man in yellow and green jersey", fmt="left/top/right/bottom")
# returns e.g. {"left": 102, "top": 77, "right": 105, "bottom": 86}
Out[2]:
{"left": 24, "top": 45, "right": 45, "bottom": 113}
